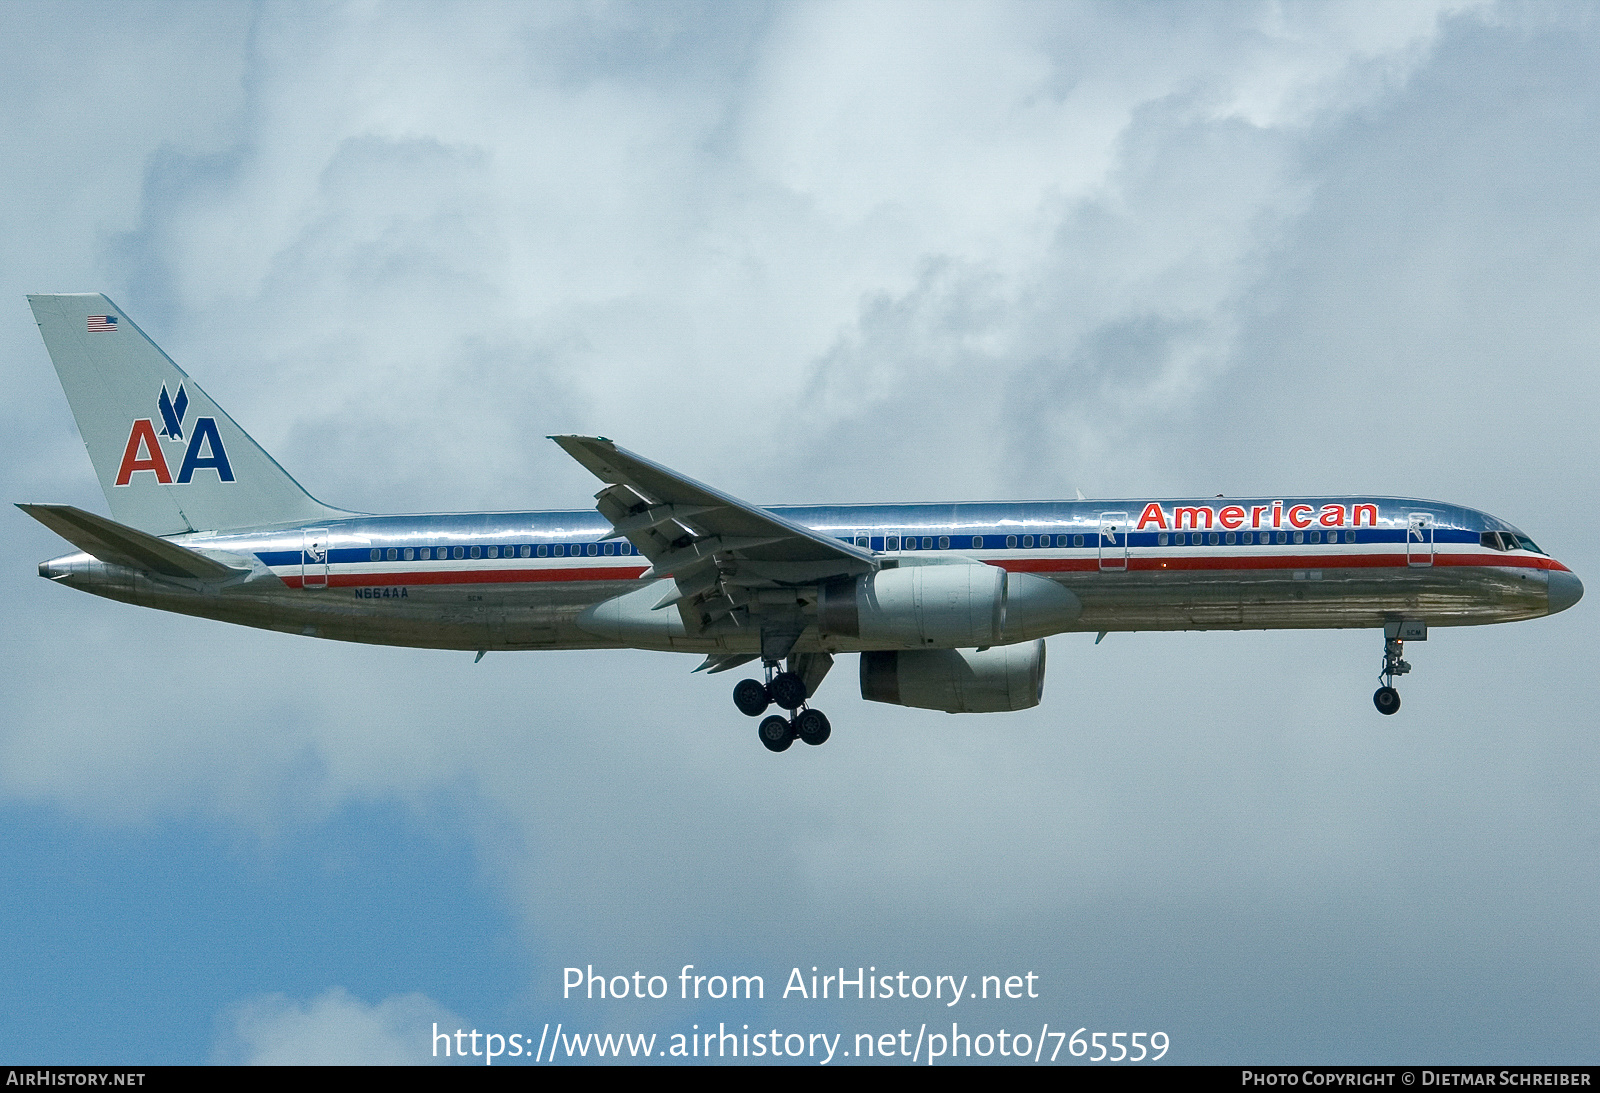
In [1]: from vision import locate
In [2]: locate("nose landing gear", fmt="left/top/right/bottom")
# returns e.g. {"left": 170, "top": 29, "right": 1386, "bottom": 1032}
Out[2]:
{"left": 1374, "top": 620, "right": 1423, "bottom": 715}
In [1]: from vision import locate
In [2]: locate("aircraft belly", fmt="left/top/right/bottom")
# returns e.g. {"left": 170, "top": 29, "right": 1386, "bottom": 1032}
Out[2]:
{"left": 1066, "top": 565, "right": 1546, "bottom": 631}
{"left": 119, "top": 574, "right": 643, "bottom": 651}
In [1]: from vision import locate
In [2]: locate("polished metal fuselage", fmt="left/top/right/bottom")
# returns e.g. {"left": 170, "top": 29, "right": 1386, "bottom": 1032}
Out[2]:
{"left": 39, "top": 497, "right": 1568, "bottom": 654}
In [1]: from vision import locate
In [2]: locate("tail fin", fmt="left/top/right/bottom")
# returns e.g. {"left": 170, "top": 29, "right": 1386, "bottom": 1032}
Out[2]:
{"left": 27, "top": 294, "right": 343, "bottom": 535}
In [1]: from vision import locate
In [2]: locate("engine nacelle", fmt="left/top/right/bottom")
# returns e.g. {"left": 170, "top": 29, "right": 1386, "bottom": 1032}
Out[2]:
{"left": 860, "top": 641, "right": 1047, "bottom": 713}
{"left": 819, "top": 563, "right": 1079, "bottom": 648}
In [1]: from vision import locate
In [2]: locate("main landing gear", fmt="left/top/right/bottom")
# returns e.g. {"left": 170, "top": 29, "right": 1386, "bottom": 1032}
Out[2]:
{"left": 735, "top": 661, "right": 832, "bottom": 752}
{"left": 1373, "top": 624, "right": 1417, "bottom": 716}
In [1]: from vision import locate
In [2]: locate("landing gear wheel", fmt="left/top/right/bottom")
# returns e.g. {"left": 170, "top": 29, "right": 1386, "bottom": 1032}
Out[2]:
{"left": 758, "top": 715, "right": 795, "bottom": 752}
{"left": 733, "top": 678, "right": 770, "bottom": 717}
{"left": 769, "top": 671, "right": 808, "bottom": 711}
{"left": 1373, "top": 687, "right": 1401, "bottom": 715}
{"left": 795, "top": 708, "right": 832, "bottom": 746}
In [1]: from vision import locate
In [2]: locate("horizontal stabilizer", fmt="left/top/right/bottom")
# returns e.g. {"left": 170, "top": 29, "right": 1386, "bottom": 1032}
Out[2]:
{"left": 19, "top": 503, "right": 250, "bottom": 580}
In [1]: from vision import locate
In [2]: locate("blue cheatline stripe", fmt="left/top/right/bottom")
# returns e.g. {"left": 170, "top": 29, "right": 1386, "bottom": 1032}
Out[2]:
{"left": 257, "top": 526, "right": 1475, "bottom": 568}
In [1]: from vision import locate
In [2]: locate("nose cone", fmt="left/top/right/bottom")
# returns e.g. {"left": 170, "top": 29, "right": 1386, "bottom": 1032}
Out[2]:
{"left": 1548, "top": 568, "right": 1584, "bottom": 615}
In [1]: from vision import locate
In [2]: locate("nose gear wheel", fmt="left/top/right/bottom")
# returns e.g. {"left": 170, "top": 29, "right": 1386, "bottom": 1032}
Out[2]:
{"left": 1373, "top": 636, "right": 1411, "bottom": 715}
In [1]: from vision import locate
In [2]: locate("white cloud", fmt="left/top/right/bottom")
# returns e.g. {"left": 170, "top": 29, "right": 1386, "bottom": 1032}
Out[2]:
{"left": 214, "top": 987, "right": 461, "bottom": 1065}
{"left": 36, "top": 0, "right": 1480, "bottom": 515}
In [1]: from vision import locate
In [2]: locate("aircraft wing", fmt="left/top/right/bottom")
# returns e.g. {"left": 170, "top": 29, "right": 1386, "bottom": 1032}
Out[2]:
{"left": 549, "top": 435, "right": 875, "bottom": 638}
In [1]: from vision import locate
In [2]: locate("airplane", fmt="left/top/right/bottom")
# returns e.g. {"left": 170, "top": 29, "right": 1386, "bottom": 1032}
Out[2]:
{"left": 20, "top": 294, "right": 1583, "bottom": 753}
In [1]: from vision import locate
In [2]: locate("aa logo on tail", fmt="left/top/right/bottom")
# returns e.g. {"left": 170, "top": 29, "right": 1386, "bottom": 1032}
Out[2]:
{"left": 114, "top": 384, "right": 234, "bottom": 486}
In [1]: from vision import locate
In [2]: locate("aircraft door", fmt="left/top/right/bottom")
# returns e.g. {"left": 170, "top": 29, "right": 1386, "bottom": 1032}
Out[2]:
{"left": 1098, "top": 512, "right": 1129, "bottom": 572}
{"left": 302, "top": 528, "right": 330, "bottom": 589}
{"left": 1406, "top": 513, "right": 1434, "bottom": 567}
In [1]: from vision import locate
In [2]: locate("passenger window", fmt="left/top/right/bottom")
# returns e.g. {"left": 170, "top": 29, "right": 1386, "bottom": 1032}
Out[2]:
{"left": 419, "top": 548, "right": 430, "bottom": 560}
{"left": 1292, "top": 531, "right": 1304, "bottom": 545}
{"left": 603, "top": 542, "right": 615, "bottom": 555}
{"left": 587, "top": 543, "right": 598, "bottom": 556}
{"left": 1022, "top": 535, "right": 1034, "bottom": 548}
{"left": 370, "top": 548, "right": 381, "bottom": 561}
{"left": 938, "top": 536, "right": 950, "bottom": 549}
{"left": 1242, "top": 532, "right": 1253, "bottom": 544}
{"left": 1225, "top": 532, "right": 1236, "bottom": 545}
{"left": 386, "top": 547, "right": 397, "bottom": 561}
{"left": 403, "top": 547, "right": 414, "bottom": 561}
{"left": 1006, "top": 535, "right": 1017, "bottom": 548}
{"left": 488, "top": 546, "right": 499, "bottom": 558}
{"left": 920, "top": 537, "right": 931, "bottom": 549}
{"left": 1309, "top": 531, "right": 1320, "bottom": 544}
{"left": 453, "top": 546, "right": 465, "bottom": 559}
{"left": 1073, "top": 534, "right": 1084, "bottom": 547}
{"left": 470, "top": 546, "right": 482, "bottom": 559}
{"left": 536, "top": 545, "right": 547, "bottom": 557}
{"left": 1276, "top": 531, "right": 1287, "bottom": 544}
{"left": 972, "top": 536, "right": 984, "bottom": 549}
{"left": 904, "top": 537, "right": 916, "bottom": 550}
{"left": 886, "top": 536, "right": 899, "bottom": 550}
{"left": 1158, "top": 533, "right": 1169, "bottom": 546}
{"left": 1345, "top": 531, "right": 1355, "bottom": 544}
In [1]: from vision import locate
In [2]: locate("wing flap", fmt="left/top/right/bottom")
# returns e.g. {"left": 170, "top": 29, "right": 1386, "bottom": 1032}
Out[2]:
{"left": 551, "top": 435, "right": 876, "bottom": 638}
{"left": 553, "top": 436, "right": 875, "bottom": 573}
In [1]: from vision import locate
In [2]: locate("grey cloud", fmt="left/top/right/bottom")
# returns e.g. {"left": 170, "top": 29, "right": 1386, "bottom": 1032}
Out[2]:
{"left": 2, "top": 0, "right": 1595, "bottom": 1063}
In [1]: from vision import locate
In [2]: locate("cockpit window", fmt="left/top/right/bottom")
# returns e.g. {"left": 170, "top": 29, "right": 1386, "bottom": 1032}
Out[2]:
{"left": 1485, "top": 531, "right": 1546, "bottom": 554}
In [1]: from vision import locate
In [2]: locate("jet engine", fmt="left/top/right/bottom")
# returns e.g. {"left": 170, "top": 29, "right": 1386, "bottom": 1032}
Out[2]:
{"left": 859, "top": 640, "right": 1046, "bottom": 713}
{"left": 818, "top": 563, "right": 1079, "bottom": 647}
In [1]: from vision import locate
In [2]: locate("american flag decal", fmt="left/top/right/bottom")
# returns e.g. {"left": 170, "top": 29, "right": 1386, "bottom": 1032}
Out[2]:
{"left": 87, "top": 314, "right": 118, "bottom": 332}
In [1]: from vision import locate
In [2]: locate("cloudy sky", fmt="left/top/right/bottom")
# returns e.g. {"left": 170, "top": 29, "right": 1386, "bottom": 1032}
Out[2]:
{"left": 2, "top": 0, "right": 1595, "bottom": 1065}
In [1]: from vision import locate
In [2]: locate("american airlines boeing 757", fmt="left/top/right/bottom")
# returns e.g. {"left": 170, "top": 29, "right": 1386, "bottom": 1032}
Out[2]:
{"left": 21, "top": 295, "right": 1582, "bottom": 752}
